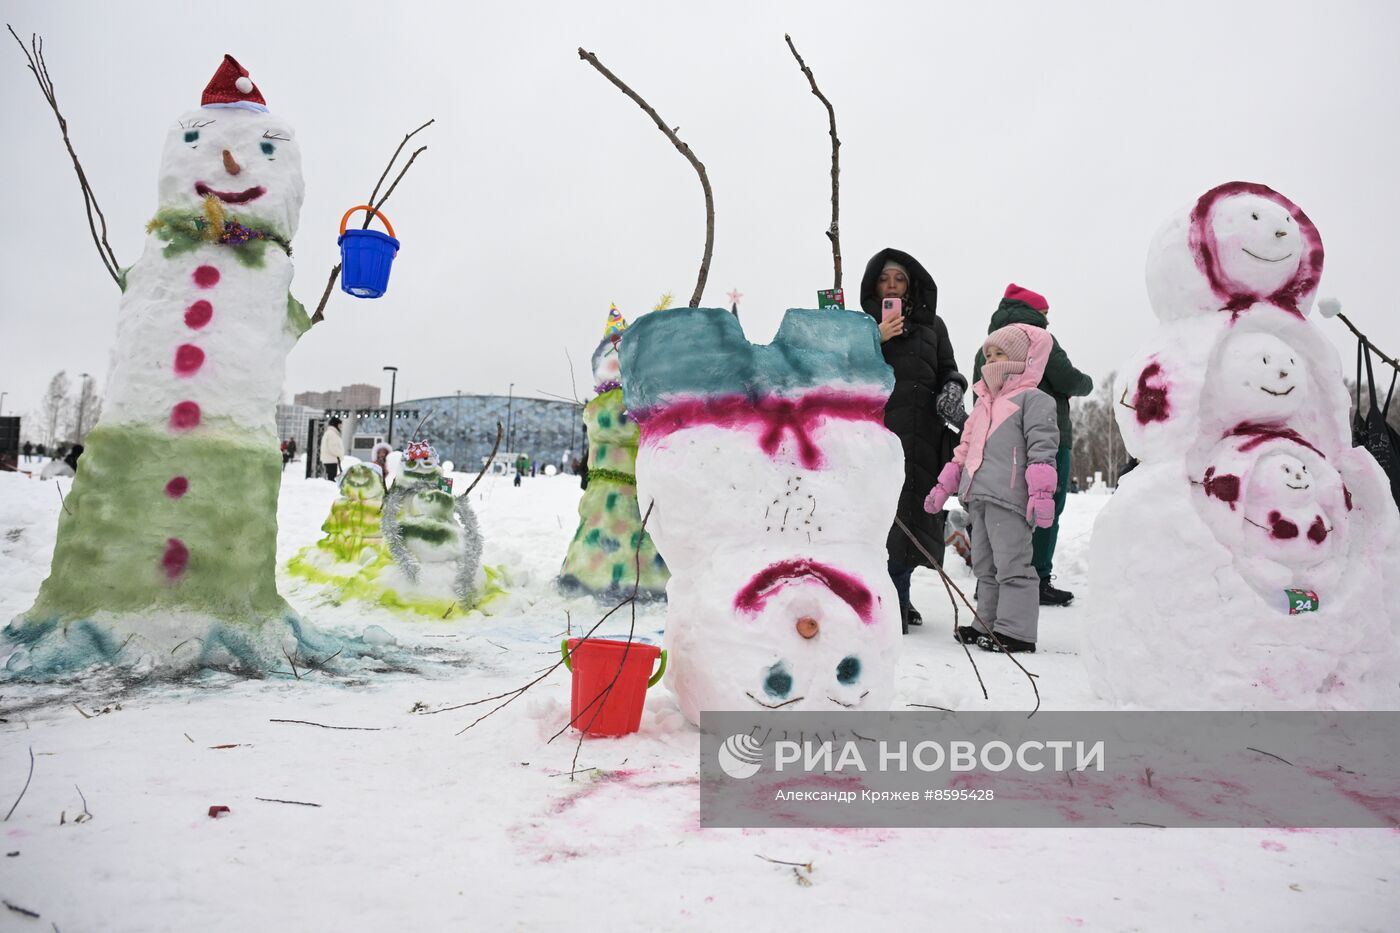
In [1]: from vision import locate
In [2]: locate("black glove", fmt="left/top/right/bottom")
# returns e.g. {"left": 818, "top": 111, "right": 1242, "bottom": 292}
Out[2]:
{"left": 935, "top": 381, "right": 967, "bottom": 427}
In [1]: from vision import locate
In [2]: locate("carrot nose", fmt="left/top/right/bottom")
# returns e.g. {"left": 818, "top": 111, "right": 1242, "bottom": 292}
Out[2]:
{"left": 223, "top": 149, "right": 241, "bottom": 176}
{"left": 796, "top": 617, "right": 819, "bottom": 639}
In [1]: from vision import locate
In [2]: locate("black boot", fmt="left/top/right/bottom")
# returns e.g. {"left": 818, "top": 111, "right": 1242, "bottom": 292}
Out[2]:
{"left": 954, "top": 625, "right": 983, "bottom": 645}
{"left": 1039, "top": 577, "right": 1074, "bottom": 606}
{"left": 901, "top": 605, "right": 910, "bottom": 635}
{"left": 976, "top": 633, "right": 1036, "bottom": 654}
{"left": 906, "top": 606, "right": 923, "bottom": 627}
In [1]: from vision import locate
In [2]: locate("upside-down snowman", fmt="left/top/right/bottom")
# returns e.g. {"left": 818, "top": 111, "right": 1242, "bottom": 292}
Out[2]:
{"left": 620, "top": 307, "right": 903, "bottom": 724}
{"left": 4, "top": 56, "right": 342, "bottom": 676}
{"left": 1086, "top": 182, "right": 1400, "bottom": 709}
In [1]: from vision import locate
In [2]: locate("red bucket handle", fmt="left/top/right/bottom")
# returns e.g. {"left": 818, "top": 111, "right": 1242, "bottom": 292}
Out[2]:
{"left": 560, "top": 639, "right": 667, "bottom": 688}
{"left": 339, "top": 205, "right": 396, "bottom": 238}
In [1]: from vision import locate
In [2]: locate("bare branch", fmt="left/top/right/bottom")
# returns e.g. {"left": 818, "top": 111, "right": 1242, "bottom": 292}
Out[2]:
{"left": 579, "top": 48, "right": 714, "bottom": 308}
{"left": 364, "top": 119, "right": 435, "bottom": 226}
{"left": 8, "top": 27, "right": 121, "bottom": 287}
{"left": 894, "top": 516, "right": 1040, "bottom": 716}
{"left": 1336, "top": 312, "right": 1400, "bottom": 374}
{"left": 460, "top": 422, "right": 504, "bottom": 498}
{"left": 784, "top": 34, "right": 842, "bottom": 290}
{"left": 311, "top": 119, "right": 433, "bottom": 325}
{"left": 4, "top": 747, "right": 34, "bottom": 821}
{"left": 268, "top": 719, "right": 382, "bottom": 731}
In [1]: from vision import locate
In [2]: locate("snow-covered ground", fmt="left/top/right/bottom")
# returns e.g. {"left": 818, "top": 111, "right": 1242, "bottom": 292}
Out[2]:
{"left": 0, "top": 471, "right": 1395, "bottom": 930}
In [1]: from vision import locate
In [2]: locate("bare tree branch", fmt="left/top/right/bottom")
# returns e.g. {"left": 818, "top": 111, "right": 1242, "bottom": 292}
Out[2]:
{"left": 579, "top": 48, "right": 714, "bottom": 308}
{"left": 364, "top": 119, "right": 435, "bottom": 226}
{"left": 311, "top": 119, "right": 434, "bottom": 325}
{"left": 784, "top": 34, "right": 842, "bottom": 291}
{"left": 8, "top": 26, "right": 121, "bottom": 287}
{"left": 1336, "top": 312, "right": 1400, "bottom": 374}
{"left": 460, "top": 422, "right": 504, "bottom": 498}
{"left": 894, "top": 516, "right": 1040, "bottom": 716}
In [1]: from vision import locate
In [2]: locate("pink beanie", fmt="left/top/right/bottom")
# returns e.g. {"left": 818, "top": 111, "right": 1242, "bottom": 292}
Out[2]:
{"left": 984, "top": 325, "right": 1031, "bottom": 363}
{"left": 1004, "top": 283, "right": 1049, "bottom": 313}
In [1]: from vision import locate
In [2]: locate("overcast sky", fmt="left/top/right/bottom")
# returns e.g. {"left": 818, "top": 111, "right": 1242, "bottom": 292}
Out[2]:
{"left": 3, "top": 0, "right": 1397, "bottom": 427}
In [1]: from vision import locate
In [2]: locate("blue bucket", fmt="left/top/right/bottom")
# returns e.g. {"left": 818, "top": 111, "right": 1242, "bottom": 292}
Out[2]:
{"left": 338, "top": 205, "right": 400, "bottom": 299}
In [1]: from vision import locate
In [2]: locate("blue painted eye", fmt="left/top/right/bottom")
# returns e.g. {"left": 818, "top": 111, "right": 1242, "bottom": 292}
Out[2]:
{"left": 184, "top": 130, "right": 199, "bottom": 144}
{"left": 836, "top": 656, "right": 861, "bottom": 685}
{"left": 260, "top": 141, "right": 275, "bottom": 156}
{"left": 764, "top": 664, "right": 793, "bottom": 698}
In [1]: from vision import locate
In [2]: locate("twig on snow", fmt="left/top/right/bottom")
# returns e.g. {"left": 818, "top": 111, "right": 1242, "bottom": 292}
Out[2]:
{"left": 255, "top": 797, "right": 321, "bottom": 807}
{"left": 268, "top": 719, "right": 382, "bottom": 731}
{"left": 4, "top": 746, "right": 34, "bottom": 821}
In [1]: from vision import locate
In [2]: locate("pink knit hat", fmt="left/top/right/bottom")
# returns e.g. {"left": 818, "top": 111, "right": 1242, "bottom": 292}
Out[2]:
{"left": 1004, "top": 283, "right": 1049, "bottom": 313}
{"left": 984, "top": 324, "right": 1031, "bottom": 363}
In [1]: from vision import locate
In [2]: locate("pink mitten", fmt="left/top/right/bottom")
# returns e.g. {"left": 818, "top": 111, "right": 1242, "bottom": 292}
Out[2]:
{"left": 1025, "top": 462, "right": 1058, "bottom": 528}
{"left": 923, "top": 461, "right": 963, "bottom": 514}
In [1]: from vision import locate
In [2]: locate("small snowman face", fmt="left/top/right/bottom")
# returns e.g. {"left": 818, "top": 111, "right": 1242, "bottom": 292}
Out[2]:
{"left": 1209, "top": 194, "right": 1303, "bottom": 297}
{"left": 1214, "top": 332, "right": 1307, "bottom": 423}
{"left": 340, "top": 464, "right": 383, "bottom": 501}
{"left": 591, "top": 335, "right": 623, "bottom": 387}
{"left": 1246, "top": 453, "right": 1313, "bottom": 505}
{"left": 158, "top": 107, "right": 305, "bottom": 237}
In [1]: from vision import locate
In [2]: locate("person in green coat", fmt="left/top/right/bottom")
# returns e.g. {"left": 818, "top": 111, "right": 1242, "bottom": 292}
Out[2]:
{"left": 971, "top": 284, "right": 1093, "bottom": 605}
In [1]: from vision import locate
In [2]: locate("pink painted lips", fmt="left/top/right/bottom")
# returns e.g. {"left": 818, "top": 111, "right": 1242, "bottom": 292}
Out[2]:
{"left": 193, "top": 182, "right": 265, "bottom": 204}
{"left": 734, "top": 558, "right": 875, "bottom": 624}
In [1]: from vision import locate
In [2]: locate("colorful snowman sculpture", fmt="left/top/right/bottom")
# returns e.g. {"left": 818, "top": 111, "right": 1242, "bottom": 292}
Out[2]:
{"left": 5, "top": 56, "right": 338, "bottom": 676}
{"left": 620, "top": 307, "right": 903, "bottom": 724}
{"left": 558, "top": 305, "right": 669, "bottom": 600}
{"left": 1086, "top": 182, "right": 1400, "bottom": 709}
{"left": 380, "top": 442, "right": 484, "bottom": 613}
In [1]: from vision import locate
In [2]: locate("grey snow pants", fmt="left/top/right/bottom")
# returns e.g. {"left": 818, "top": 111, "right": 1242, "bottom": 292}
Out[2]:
{"left": 968, "top": 498, "right": 1039, "bottom": 644}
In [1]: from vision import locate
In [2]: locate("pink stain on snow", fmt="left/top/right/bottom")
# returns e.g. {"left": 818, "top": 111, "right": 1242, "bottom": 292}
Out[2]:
{"left": 1268, "top": 511, "right": 1299, "bottom": 540}
{"left": 165, "top": 476, "right": 189, "bottom": 498}
{"left": 1202, "top": 467, "right": 1241, "bottom": 509}
{"left": 1260, "top": 839, "right": 1288, "bottom": 852}
{"left": 184, "top": 300, "right": 213, "bottom": 329}
{"left": 174, "top": 344, "right": 205, "bottom": 376}
{"left": 1134, "top": 361, "right": 1171, "bottom": 425}
{"left": 192, "top": 265, "right": 221, "bottom": 288}
{"left": 733, "top": 558, "right": 875, "bottom": 624}
{"left": 169, "top": 401, "right": 201, "bottom": 430}
{"left": 1229, "top": 423, "right": 1326, "bottom": 459}
{"left": 162, "top": 538, "right": 189, "bottom": 579}
{"left": 636, "top": 390, "right": 887, "bottom": 469}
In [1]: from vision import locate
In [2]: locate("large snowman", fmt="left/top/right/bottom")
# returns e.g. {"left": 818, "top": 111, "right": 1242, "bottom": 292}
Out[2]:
{"left": 620, "top": 307, "right": 904, "bottom": 724}
{"left": 5, "top": 56, "right": 331, "bottom": 676}
{"left": 1086, "top": 182, "right": 1400, "bottom": 709}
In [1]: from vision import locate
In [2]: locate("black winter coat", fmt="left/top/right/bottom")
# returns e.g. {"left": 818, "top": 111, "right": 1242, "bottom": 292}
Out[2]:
{"left": 860, "top": 248, "right": 965, "bottom": 570}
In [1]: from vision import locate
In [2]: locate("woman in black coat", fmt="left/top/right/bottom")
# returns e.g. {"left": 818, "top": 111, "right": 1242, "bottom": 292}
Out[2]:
{"left": 860, "top": 248, "right": 967, "bottom": 633}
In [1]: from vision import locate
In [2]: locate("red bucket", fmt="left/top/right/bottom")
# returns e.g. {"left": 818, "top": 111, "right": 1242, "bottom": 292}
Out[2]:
{"left": 561, "top": 638, "right": 667, "bottom": 737}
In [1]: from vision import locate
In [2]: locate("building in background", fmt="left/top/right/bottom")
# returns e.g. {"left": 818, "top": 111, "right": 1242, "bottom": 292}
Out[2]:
{"left": 293, "top": 383, "right": 381, "bottom": 411}
{"left": 350, "top": 395, "right": 583, "bottom": 471}
{"left": 275, "top": 403, "right": 323, "bottom": 448}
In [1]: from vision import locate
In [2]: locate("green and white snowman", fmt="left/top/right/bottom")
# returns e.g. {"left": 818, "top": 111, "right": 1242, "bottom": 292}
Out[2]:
{"left": 5, "top": 56, "right": 331, "bottom": 676}
{"left": 380, "top": 441, "right": 485, "bottom": 614}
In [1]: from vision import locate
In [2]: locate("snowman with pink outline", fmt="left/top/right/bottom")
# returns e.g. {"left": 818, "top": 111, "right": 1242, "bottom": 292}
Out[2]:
{"left": 1086, "top": 182, "right": 1400, "bottom": 710}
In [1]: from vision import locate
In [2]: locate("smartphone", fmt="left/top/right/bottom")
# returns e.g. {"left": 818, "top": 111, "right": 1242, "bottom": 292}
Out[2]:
{"left": 881, "top": 298, "right": 902, "bottom": 322}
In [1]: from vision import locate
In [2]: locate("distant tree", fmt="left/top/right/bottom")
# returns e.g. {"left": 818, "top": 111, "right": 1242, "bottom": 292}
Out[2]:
{"left": 69, "top": 374, "right": 102, "bottom": 443}
{"left": 41, "top": 370, "right": 72, "bottom": 448}
{"left": 1069, "top": 372, "right": 1127, "bottom": 489}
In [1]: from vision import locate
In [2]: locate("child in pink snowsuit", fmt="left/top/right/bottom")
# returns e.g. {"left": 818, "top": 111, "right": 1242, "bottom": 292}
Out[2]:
{"left": 924, "top": 323, "right": 1059, "bottom": 653}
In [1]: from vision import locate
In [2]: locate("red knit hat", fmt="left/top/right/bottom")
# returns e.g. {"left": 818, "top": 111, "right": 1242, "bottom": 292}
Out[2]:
{"left": 201, "top": 55, "right": 267, "bottom": 111}
{"left": 1003, "top": 283, "right": 1049, "bottom": 313}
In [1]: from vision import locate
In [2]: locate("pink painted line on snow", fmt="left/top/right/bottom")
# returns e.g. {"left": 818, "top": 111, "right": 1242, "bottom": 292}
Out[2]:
{"left": 635, "top": 389, "right": 888, "bottom": 469}
{"left": 733, "top": 558, "right": 876, "bottom": 625}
